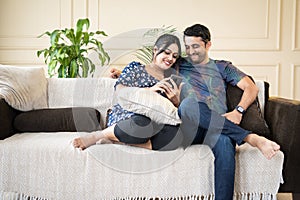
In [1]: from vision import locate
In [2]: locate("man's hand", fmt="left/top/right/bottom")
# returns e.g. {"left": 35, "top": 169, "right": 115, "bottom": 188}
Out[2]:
{"left": 110, "top": 68, "right": 122, "bottom": 79}
{"left": 222, "top": 110, "right": 242, "bottom": 124}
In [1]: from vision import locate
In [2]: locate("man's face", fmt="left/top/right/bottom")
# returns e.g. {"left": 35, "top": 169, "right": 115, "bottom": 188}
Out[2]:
{"left": 184, "top": 36, "right": 210, "bottom": 65}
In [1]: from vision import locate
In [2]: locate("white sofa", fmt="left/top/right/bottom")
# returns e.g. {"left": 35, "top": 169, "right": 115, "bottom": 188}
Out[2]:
{"left": 0, "top": 70, "right": 284, "bottom": 200}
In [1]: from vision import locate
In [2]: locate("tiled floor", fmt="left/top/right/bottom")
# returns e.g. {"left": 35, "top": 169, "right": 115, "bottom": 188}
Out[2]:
{"left": 277, "top": 193, "right": 293, "bottom": 200}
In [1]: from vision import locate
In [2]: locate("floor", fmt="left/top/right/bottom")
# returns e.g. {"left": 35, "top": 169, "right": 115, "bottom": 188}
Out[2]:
{"left": 277, "top": 193, "right": 293, "bottom": 200}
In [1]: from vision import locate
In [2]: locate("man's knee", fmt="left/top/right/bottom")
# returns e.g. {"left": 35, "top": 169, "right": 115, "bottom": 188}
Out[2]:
{"left": 178, "top": 97, "right": 199, "bottom": 118}
{"left": 212, "top": 135, "right": 236, "bottom": 155}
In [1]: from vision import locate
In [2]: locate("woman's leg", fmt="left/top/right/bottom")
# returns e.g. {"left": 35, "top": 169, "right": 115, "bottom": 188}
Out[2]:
{"left": 114, "top": 114, "right": 182, "bottom": 151}
{"left": 73, "top": 114, "right": 155, "bottom": 150}
{"left": 73, "top": 125, "right": 116, "bottom": 150}
{"left": 150, "top": 124, "right": 183, "bottom": 151}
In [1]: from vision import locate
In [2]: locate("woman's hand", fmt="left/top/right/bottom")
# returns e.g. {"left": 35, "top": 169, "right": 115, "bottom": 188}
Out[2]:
{"left": 150, "top": 78, "right": 182, "bottom": 107}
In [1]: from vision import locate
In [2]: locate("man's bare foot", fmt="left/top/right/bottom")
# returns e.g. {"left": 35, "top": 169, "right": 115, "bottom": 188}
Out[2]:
{"left": 256, "top": 136, "right": 280, "bottom": 159}
{"left": 73, "top": 132, "right": 102, "bottom": 150}
{"left": 245, "top": 134, "right": 280, "bottom": 160}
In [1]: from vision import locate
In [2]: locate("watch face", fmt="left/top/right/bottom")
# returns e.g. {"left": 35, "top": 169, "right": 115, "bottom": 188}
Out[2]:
{"left": 236, "top": 106, "right": 245, "bottom": 113}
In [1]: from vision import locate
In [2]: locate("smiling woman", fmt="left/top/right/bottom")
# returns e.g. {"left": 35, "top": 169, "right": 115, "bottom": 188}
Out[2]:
{"left": 73, "top": 33, "right": 184, "bottom": 151}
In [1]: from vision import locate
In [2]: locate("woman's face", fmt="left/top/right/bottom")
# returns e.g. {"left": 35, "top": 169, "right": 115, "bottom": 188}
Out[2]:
{"left": 153, "top": 43, "right": 179, "bottom": 70}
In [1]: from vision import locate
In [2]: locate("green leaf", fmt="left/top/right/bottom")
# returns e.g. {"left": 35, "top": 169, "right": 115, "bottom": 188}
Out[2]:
{"left": 76, "top": 18, "right": 90, "bottom": 33}
{"left": 75, "top": 18, "right": 89, "bottom": 44}
{"left": 69, "top": 60, "right": 78, "bottom": 78}
{"left": 95, "top": 30, "right": 107, "bottom": 36}
{"left": 81, "top": 57, "right": 89, "bottom": 78}
{"left": 82, "top": 32, "right": 89, "bottom": 44}
{"left": 50, "top": 30, "right": 61, "bottom": 46}
{"left": 58, "top": 64, "right": 67, "bottom": 78}
{"left": 65, "top": 28, "right": 76, "bottom": 44}
{"left": 37, "top": 31, "right": 51, "bottom": 38}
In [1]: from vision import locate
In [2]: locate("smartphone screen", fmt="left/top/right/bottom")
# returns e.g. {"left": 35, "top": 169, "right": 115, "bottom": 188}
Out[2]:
{"left": 170, "top": 74, "right": 183, "bottom": 87}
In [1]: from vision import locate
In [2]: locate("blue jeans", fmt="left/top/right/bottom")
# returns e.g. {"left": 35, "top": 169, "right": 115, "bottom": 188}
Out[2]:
{"left": 178, "top": 97, "right": 250, "bottom": 200}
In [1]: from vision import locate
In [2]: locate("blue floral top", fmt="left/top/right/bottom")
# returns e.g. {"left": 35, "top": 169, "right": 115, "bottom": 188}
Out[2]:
{"left": 107, "top": 61, "right": 159, "bottom": 127}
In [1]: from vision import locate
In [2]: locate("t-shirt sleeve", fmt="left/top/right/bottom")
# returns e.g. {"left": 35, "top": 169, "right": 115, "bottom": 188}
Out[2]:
{"left": 219, "top": 61, "right": 247, "bottom": 86}
{"left": 114, "top": 61, "right": 140, "bottom": 89}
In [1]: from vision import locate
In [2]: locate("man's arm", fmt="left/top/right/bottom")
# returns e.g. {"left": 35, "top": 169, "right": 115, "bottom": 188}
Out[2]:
{"left": 223, "top": 76, "right": 259, "bottom": 124}
{"left": 110, "top": 68, "right": 122, "bottom": 79}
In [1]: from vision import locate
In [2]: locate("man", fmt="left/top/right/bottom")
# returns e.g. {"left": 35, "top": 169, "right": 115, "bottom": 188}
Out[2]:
{"left": 177, "top": 24, "right": 260, "bottom": 200}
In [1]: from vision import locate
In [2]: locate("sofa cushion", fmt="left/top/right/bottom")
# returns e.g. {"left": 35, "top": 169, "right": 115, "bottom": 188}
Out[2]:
{"left": 14, "top": 107, "right": 101, "bottom": 132}
{"left": 226, "top": 84, "right": 271, "bottom": 138}
{"left": 47, "top": 78, "right": 116, "bottom": 129}
{"left": 0, "top": 65, "right": 48, "bottom": 111}
{"left": 0, "top": 99, "right": 21, "bottom": 139}
{"left": 117, "top": 87, "right": 181, "bottom": 125}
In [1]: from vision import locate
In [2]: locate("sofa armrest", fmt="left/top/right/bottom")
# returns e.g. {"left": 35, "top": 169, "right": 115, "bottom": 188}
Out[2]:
{"left": 265, "top": 97, "right": 300, "bottom": 192}
{"left": 0, "top": 98, "right": 20, "bottom": 139}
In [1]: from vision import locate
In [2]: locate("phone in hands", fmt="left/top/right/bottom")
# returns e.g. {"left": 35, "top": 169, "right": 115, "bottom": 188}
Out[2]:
{"left": 169, "top": 74, "right": 183, "bottom": 88}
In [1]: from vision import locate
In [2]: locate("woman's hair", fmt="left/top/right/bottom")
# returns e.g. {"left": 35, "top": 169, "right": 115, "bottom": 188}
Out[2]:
{"left": 183, "top": 24, "right": 211, "bottom": 44}
{"left": 152, "top": 34, "right": 182, "bottom": 77}
{"left": 153, "top": 34, "right": 182, "bottom": 60}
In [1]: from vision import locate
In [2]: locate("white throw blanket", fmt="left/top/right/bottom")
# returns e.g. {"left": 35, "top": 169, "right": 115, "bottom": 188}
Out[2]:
{"left": 0, "top": 64, "right": 48, "bottom": 111}
{"left": 0, "top": 132, "right": 215, "bottom": 200}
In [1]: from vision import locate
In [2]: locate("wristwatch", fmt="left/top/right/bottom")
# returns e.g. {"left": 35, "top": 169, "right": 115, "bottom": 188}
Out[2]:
{"left": 235, "top": 105, "right": 246, "bottom": 114}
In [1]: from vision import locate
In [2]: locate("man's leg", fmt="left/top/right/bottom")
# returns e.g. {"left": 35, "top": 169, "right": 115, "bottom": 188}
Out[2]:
{"left": 178, "top": 97, "right": 238, "bottom": 200}
{"left": 178, "top": 97, "right": 250, "bottom": 146}
{"left": 212, "top": 134, "right": 236, "bottom": 200}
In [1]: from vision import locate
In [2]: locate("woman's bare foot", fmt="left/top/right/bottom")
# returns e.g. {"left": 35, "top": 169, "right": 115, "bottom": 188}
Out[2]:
{"left": 96, "top": 138, "right": 114, "bottom": 144}
{"left": 73, "top": 132, "right": 103, "bottom": 150}
{"left": 245, "top": 134, "right": 280, "bottom": 160}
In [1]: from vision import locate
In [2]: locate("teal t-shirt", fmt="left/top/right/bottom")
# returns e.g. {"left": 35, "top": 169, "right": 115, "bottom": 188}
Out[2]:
{"left": 179, "top": 58, "right": 246, "bottom": 114}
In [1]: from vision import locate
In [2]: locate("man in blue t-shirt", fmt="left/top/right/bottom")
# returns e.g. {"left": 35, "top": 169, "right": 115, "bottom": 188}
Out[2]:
{"left": 178, "top": 24, "right": 259, "bottom": 200}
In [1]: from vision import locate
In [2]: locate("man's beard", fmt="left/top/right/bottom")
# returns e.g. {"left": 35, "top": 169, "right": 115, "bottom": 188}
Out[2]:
{"left": 188, "top": 53, "right": 206, "bottom": 64}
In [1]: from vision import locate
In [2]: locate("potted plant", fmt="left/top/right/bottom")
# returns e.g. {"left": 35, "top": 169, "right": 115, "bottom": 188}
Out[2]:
{"left": 37, "top": 18, "right": 110, "bottom": 78}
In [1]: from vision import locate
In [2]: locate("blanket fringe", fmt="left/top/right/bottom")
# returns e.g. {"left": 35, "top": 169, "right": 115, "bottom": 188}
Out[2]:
{"left": 0, "top": 192, "right": 214, "bottom": 200}
{"left": 1, "top": 192, "right": 277, "bottom": 200}
{"left": 234, "top": 192, "right": 277, "bottom": 200}
{"left": 0, "top": 192, "right": 47, "bottom": 200}
{"left": 113, "top": 194, "right": 214, "bottom": 200}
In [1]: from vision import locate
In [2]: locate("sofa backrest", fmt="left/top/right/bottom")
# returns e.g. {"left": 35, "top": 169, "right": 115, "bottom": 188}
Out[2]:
{"left": 47, "top": 78, "right": 117, "bottom": 128}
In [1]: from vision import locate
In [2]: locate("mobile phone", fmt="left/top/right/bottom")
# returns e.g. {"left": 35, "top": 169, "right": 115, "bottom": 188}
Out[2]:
{"left": 170, "top": 74, "right": 183, "bottom": 87}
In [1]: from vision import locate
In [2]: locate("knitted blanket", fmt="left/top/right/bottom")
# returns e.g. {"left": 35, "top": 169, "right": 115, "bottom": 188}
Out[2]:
{"left": 0, "top": 133, "right": 215, "bottom": 200}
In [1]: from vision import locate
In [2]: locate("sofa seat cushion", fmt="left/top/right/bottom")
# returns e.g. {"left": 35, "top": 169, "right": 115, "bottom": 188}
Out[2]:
{"left": 14, "top": 107, "right": 101, "bottom": 132}
{"left": 0, "top": 132, "right": 214, "bottom": 199}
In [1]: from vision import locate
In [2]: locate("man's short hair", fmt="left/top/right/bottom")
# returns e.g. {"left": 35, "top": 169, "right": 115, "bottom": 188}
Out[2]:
{"left": 184, "top": 24, "right": 211, "bottom": 43}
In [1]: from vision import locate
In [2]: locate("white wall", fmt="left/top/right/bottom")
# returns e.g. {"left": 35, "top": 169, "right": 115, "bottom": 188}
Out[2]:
{"left": 0, "top": 0, "right": 299, "bottom": 100}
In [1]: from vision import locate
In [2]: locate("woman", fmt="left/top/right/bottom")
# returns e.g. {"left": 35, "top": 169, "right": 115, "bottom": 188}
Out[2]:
{"left": 73, "top": 33, "right": 184, "bottom": 150}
